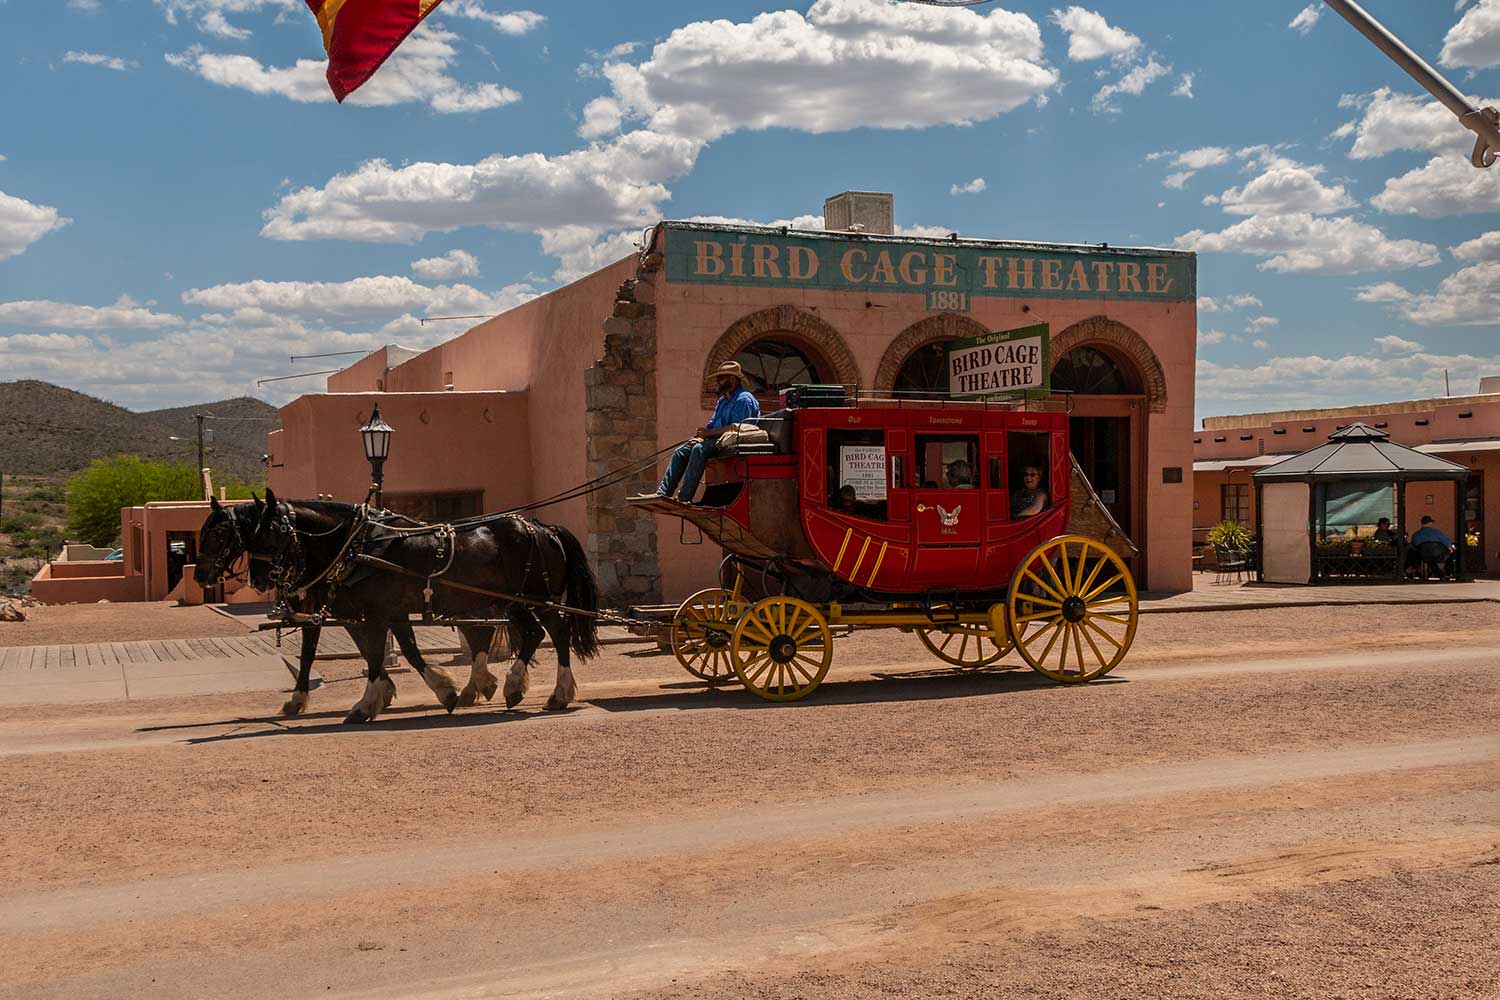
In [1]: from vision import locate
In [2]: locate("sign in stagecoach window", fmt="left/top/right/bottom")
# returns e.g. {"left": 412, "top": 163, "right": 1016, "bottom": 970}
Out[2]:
{"left": 839, "top": 445, "right": 888, "bottom": 500}
{"left": 946, "top": 322, "right": 1050, "bottom": 398}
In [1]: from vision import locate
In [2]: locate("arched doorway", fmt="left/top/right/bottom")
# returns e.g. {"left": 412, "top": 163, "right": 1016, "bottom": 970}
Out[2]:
{"left": 1049, "top": 317, "right": 1165, "bottom": 584}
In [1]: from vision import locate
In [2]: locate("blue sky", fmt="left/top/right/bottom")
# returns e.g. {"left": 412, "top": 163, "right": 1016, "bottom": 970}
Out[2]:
{"left": 1, "top": 0, "right": 1497, "bottom": 424}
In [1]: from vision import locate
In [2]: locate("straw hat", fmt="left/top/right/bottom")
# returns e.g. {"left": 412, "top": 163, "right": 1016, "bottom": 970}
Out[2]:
{"left": 709, "top": 361, "right": 744, "bottom": 382}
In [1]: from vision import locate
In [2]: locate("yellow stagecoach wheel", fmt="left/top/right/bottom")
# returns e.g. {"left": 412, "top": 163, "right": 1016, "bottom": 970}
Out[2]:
{"left": 1005, "top": 534, "right": 1138, "bottom": 684}
{"left": 671, "top": 588, "right": 749, "bottom": 684}
{"left": 731, "top": 596, "right": 832, "bottom": 702}
{"left": 914, "top": 623, "right": 1014, "bottom": 668}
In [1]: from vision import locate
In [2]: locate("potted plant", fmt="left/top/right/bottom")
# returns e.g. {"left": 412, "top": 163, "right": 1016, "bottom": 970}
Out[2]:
{"left": 1206, "top": 520, "right": 1253, "bottom": 551}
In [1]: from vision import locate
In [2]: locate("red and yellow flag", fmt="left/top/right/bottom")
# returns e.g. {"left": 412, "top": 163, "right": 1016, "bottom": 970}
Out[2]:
{"left": 306, "top": 0, "right": 447, "bottom": 102}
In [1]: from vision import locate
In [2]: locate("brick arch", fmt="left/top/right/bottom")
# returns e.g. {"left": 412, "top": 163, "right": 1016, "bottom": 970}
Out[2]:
{"left": 1050, "top": 315, "right": 1168, "bottom": 413}
{"left": 701, "top": 304, "right": 860, "bottom": 408}
{"left": 873, "top": 313, "right": 993, "bottom": 391}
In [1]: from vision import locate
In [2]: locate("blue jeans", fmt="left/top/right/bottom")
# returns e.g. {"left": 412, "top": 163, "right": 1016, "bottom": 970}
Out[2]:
{"left": 658, "top": 438, "right": 719, "bottom": 501}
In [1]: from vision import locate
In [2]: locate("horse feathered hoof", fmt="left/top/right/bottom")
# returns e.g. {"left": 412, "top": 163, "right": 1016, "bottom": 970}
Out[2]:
{"left": 344, "top": 708, "right": 369, "bottom": 724}
{"left": 282, "top": 698, "right": 306, "bottom": 717}
{"left": 544, "top": 695, "right": 568, "bottom": 711}
{"left": 441, "top": 690, "right": 459, "bottom": 713}
{"left": 505, "top": 689, "right": 525, "bottom": 710}
{"left": 457, "top": 686, "right": 479, "bottom": 708}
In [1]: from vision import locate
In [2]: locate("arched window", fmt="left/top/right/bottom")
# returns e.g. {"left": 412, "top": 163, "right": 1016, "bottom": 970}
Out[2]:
{"left": 733, "top": 338, "right": 825, "bottom": 400}
{"left": 1051, "top": 346, "right": 1139, "bottom": 395}
{"left": 892, "top": 341, "right": 951, "bottom": 395}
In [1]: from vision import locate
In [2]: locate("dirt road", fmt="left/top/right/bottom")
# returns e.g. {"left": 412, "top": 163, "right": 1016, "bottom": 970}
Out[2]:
{"left": 1, "top": 603, "right": 1496, "bottom": 999}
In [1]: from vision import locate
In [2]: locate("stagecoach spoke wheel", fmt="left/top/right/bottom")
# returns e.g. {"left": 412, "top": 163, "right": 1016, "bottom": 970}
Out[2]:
{"left": 914, "top": 623, "right": 1014, "bottom": 668}
{"left": 672, "top": 588, "right": 749, "bottom": 684}
{"left": 1004, "top": 535, "right": 1138, "bottom": 684}
{"left": 731, "top": 597, "right": 832, "bottom": 702}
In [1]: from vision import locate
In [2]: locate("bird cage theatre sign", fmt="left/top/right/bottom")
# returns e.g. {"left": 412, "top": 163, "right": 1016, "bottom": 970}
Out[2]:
{"left": 667, "top": 227, "right": 1195, "bottom": 311}
{"left": 945, "top": 322, "right": 1050, "bottom": 397}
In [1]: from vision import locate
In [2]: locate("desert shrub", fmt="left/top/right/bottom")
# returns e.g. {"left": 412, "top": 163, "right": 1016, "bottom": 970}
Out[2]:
{"left": 64, "top": 456, "right": 261, "bottom": 546}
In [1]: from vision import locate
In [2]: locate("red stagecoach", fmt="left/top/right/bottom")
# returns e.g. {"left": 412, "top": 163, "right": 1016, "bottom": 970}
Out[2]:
{"left": 629, "top": 386, "right": 1139, "bottom": 701}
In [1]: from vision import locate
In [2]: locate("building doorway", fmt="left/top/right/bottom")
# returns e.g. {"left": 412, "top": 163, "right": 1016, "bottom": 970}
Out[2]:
{"left": 1465, "top": 472, "right": 1485, "bottom": 573}
{"left": 1052, "top": 345, "right": 1147, "bottom": 580}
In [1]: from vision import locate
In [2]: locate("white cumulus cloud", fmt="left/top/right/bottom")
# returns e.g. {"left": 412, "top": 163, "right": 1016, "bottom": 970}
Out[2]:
{"left": 0, "top": 295, "right": 183, "bottom": 329}
{"left": 441, "top": 3, "right": 544, "bottom": 36}
{"left": 950, "top": 177, "right": 986, "bottom": 196}
{"left": 1176, "top": 213, "right": 1440, "bottom": 275}
{"left": 1289, "top": 4, "right": 1321, "bottom": 35}
{"left": 166, "top": 26, "right": 519, "bottom": 113}
{"left": 1452, "top": 230, "right": 1500, "bottom": 260}
{"left": 62, "top": 51, "right": 137, "bottom": 72}
{"left": 410, "top": 249, "right": 481, "bottom": 280}
{"left": 1214, "top": 154, "right": 1355, "bottom": 217}
{"left": 1441, "top": 0, "right": 1500, "bottom": 69}
{"left": 590, "top": 0, "right": 1057, "bottom": 142}
{"left": 1091, "top": 57, "right": 1170, "bottom": 113}
{"left": 1375, "top": 334, "right": 1424, "bottom": 354}
{"left": 1357, "top": 260, "right": 1500, "bottom": 325}
{"left": 1050, "top": 6, "right": 1140, "bottom": 61}
{"left": 0, "top": 191, "right": 70, "bottom": 261}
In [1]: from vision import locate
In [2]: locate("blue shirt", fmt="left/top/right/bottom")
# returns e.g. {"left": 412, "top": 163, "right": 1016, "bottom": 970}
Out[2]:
{"left": 1411, "top": 525, "right": 1454, "bottom": 549}
{"left": 708, "top": 388, "right": 760, "bottom": 430}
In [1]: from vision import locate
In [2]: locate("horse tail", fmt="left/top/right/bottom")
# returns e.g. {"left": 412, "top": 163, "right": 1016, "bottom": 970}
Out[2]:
{"left": 551, "top": 523, "right": 601, "bottom": 659}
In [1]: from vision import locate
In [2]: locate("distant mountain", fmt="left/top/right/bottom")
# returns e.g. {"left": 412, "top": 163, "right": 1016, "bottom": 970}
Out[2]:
{"left": 0, "top": 380, "right": 279, "bottom": 481}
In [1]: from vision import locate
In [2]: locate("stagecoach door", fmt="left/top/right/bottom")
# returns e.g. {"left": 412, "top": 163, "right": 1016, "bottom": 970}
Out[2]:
{"left": 910, "top": 433, "right": 982, "bottom": 584}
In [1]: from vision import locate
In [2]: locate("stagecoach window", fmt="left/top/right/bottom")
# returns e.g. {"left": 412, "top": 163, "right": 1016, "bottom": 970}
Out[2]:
{"left": 827, "top": 429, "right": 888, "bottom": 520}
{"left": 915, "top": 436, "right": 979, "bottom": 490}
{"left": 892, "top": 341, "right": 950, "bottom": 395}
{"left": 1008, "top": 432, "right": 1051, "bottom": 518}
{"left": 733, "top": 339, "right": 825, "bottom": 400}
{"left": 1050, "top": 346, "right": 1138, "bottom": 395}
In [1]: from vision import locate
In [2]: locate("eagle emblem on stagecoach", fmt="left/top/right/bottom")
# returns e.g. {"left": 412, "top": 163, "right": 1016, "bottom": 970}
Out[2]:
{"left": 936, "top": 504, "right": 961, "bottom": 526}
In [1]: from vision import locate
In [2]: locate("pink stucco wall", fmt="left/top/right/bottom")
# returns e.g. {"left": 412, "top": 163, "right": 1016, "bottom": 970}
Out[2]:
{"left": 269, "top": 391, "right": 533, "bottom": 518}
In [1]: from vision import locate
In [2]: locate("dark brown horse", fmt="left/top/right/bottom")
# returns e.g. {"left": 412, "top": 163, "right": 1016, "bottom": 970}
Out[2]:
{"left": 195, "top": 497, "right": 432, "bottom": 717}
{"left": 200, "top": 490, "right": 600, "bottom": 723}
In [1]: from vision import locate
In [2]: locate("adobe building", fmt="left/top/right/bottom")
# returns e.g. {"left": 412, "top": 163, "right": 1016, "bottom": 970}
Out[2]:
{"left": 30, "top": 500, "right": 268, "bottom": 605}
{"left": 269, "top": 193, "right": 1199, "bottom": 601}
{"left": 1193, "top": 378, "right": 1500, "bottom": 573}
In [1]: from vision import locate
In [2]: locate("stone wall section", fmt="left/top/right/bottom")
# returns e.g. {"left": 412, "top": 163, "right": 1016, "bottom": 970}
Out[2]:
{"left": 584, "top": 257, "right": 663, "bottom": 606}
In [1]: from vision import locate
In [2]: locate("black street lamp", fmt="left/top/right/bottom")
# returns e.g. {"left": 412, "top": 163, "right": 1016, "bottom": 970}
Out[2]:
{"left": 360, "top": 403, "right": 394, "bottom": 508}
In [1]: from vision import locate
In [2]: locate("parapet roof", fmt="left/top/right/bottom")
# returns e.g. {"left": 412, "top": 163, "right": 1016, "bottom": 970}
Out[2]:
{"left": 657, "top": 220, "right": 1193, "bottom": 260}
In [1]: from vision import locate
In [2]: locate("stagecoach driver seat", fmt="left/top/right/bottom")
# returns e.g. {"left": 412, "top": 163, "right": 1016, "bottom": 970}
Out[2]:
{"left": 634, "top": 360, "right": 761, "bottom": 504}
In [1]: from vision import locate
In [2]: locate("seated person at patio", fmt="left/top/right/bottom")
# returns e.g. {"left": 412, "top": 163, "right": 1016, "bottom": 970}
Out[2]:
{"left": 1406, "top": 515, "right": 1457, "bottom": 578}
{"left": 834, "top": 485, "right": 857, "bottom": 511}
{"left": 1373, "top": 517, "right": 1398, "bottom": 544}
{"left": 641, "top": 361, "right": 760, "bottom": 503}
{"left": 1011, "top": 465, "right": 1047, "bottom": 518}
{"left": 944, "top": 459, "right": 975, "bottom": 489}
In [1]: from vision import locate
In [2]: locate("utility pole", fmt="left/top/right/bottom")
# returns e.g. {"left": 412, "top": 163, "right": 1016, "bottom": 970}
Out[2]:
{"left": 196, "top": 413, "right": 207, "bottom": 501}
{"left": 1324, "top": 0, "right": 1500, "bottom": 168}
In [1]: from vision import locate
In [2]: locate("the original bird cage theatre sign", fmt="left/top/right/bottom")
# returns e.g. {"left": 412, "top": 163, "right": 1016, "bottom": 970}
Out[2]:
{"left": 268, "top": 193, "right": 1199, "bottom": 604}
{"left": 945, "top": 323, "right": 1050, "bottom": 398}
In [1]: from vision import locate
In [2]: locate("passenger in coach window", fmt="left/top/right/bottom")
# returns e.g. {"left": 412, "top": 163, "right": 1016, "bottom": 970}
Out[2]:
{"left": 1011, "top": 466, "right": 1047, "bottom": 518}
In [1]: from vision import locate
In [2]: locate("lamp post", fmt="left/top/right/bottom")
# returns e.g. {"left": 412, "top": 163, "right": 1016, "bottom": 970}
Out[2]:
{"left": 360, "top": 403, "right": 394, "bottom": 509}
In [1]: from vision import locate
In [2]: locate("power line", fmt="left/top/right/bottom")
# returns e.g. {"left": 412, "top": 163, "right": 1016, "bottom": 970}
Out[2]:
{"left": 256, "top": 369, "right": 341, "bottom": 386}
{"left": 288, "top": 350, "right": 372, "bottom": 362}
{"left": 419, "top": 314, "right": 492, "bottom": 325}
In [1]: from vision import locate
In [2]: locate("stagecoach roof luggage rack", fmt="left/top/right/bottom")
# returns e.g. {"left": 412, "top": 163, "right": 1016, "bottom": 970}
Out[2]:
{"left": 779, "top": 384, "right": 1071, "bottom": 413}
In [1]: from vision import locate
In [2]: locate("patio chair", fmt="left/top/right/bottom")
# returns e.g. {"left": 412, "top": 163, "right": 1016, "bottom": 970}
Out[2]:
{"left": 1213, "top": 544, "right": 1250, "bottom": 584}
{"left": 1416, "top": 540, "right": 1454, "bottom": 580}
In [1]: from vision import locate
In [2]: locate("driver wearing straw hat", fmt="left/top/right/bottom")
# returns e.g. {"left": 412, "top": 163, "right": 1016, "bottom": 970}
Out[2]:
{"left": 640, "top": 360, "right": 760, "bottom": 504}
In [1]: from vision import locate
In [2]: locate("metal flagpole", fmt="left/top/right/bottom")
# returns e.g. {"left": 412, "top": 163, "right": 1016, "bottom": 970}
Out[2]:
{"left": 1323, "top": 0, "right": 1500, "bottom": 168}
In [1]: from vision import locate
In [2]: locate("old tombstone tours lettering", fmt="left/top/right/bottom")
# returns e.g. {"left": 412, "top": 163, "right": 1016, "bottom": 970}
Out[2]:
{"left": 663, "top": 225, "right": 1196, "bottom": 305}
